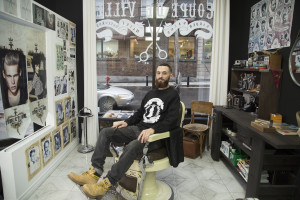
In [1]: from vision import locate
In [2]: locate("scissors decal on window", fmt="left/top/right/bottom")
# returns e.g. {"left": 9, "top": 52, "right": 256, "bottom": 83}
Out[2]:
{"left": 139, "top": 19, "right": 167, "bottom": 62}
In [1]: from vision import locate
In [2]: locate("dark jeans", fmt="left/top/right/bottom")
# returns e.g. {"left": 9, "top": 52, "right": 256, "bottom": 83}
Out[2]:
{"left": 91, "top": 126, "right": 145, "bottom": 185}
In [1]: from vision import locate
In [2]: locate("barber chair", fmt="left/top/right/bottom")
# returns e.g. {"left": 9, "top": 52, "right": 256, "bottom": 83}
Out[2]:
{"left": 110, "top": 101, "right": 185, "bottom": 200}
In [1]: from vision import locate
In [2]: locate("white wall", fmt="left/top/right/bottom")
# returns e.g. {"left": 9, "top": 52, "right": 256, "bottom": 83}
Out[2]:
{"left": 0, "top": 1, "right": 79, "bottom": 199}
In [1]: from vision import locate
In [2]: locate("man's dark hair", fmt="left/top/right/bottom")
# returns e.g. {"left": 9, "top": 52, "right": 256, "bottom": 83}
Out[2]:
{"left": 31, "top": 54, "right": 40, "bottom": 73}
{"left": 158, "top": 63, "right": 172, "bottom": 73}
{"left": 3, "top": 52, "right": 20, "bottom": 72}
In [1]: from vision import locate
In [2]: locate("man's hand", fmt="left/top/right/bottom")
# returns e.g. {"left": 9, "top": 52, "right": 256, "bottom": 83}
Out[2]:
{"left": 112, "top": 121, "right": 128, "bottom": 129}
{"left": 138, "top": 128, "right": 155, "bottom": 143}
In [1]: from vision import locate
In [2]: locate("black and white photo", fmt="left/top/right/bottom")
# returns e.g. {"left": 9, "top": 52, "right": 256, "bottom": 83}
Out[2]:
{"left": 41, "top": 134, "right": 53, "bottom": 166}
{"left": 64, "top": 97, "right": 71, "bottom": 120}
{"left": 52, "top": 128, "right": 62, "bottom": 154}
{"left": 25, "top": 141, "right": 41, "bottom": 180}
{"left": 62, "top": 122, "right": 70, "bottom": 147}
{"left": 55, "top": 100, "right": 64, "bottom": 126}
{"left": 70, "top": 118, "right": 77, "bottom": 140}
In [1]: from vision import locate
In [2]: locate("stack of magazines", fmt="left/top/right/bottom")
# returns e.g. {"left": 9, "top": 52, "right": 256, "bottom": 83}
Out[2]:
{"left": 237, "top": 159, "right": 250, "bottom": 182}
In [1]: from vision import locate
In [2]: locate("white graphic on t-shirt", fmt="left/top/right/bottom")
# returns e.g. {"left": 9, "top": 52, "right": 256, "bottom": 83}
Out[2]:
{"left": 143, "top": 98, "right": 164, "bottom": 123}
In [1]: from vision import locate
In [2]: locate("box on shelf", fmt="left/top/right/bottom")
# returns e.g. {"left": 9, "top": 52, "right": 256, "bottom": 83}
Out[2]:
{"left": 220, "top": 141, "right": 230, "bottom": 158}
{"left": 258, "top": 54, "right": 282, "bottom": 70}
{"left": 270, "top": 113, "right": 282, "bottom": 123}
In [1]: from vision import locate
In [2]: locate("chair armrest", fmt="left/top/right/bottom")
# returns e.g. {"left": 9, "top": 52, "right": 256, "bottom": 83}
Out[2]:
{"left": 147, "top": 131, "right": 170, "bottom": 142}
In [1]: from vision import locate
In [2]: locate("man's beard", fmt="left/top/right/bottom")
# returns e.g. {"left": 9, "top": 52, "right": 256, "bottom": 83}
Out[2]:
{"left": 155, "top": 77, "right": 170, "bottom": 88}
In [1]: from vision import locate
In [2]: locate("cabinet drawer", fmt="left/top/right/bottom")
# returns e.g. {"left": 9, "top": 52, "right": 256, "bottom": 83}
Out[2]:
{"left": 236, "top": 124, "right": 253, "bottom": 148}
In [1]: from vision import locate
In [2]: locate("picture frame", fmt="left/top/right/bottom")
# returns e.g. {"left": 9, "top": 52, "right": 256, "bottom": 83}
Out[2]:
{"left": 40, "top": 133, "right": 53, "bottom": 167}
{"left": 69, "top": 21, "right": 76, "bottom": 46}
{"left": 64, "top": 97, "right": 71, "bottom": 120}
{"left": 55, "top": 99, "right": 64, "bottom": 126}
{"left": 52, "top": 127, "right": 62, "bottom": 155}
{"left": 69, "top": 117, "right": 77, "bottom": 140}
{"left": 25, "top": 141, "right": 42, "bottom": 181}
{"left": 62, "top": 121, "right": 70, "bottom": 148}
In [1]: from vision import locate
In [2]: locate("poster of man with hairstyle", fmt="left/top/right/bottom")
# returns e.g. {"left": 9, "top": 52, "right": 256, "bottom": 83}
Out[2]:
{"left": 0, "top": 50, "right": 28, "bottom": 109}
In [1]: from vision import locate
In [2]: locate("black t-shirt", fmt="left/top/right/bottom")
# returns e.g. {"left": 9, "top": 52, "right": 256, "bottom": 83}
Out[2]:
{"left": 125, "top": 87, "right": 180, "bottom": 133}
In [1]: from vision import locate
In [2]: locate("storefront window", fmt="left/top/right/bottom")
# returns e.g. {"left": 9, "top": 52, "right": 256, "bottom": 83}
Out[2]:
{"left": 95, "top": 0, "right": 214, "bottom": 112}
{"left": 169, "top": 36, "right": 195, "bottom": 60}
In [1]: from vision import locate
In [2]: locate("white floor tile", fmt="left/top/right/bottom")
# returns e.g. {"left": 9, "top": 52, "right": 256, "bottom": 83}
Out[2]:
{"left": 28, "top": 145, "right": 246, "bottom": 200}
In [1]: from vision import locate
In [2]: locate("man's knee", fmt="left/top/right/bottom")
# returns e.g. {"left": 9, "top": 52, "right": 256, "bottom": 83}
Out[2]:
{"left": 124, "top": 140, "right": 144, "bottom": 155}
{"left": 99, "top": 127, "right": 114, "bottom": 138}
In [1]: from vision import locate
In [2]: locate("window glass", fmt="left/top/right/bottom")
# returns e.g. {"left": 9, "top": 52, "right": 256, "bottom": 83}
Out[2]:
{"left": 169, "top": 37, "right": 195, "bottom": 60}
{"left": 95, "top": 0, "right": 214, "bottom": 113}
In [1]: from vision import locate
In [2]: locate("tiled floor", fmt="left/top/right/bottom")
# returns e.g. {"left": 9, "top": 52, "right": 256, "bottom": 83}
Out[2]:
{"left": 28, "top": 145, "right": 246, "bottom": 200}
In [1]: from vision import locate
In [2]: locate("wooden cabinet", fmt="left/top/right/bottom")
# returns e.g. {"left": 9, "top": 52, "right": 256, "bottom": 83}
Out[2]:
{"left": 211, "top": 107, "right": 300, "bottom": 200}
{"left": 230, "top": 68, "right": 280, "bottom": 119}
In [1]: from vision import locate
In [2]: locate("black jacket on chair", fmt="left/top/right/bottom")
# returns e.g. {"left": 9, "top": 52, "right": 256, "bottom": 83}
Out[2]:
{"left": 165, "top": 126, "right": 184, "bottom": 167}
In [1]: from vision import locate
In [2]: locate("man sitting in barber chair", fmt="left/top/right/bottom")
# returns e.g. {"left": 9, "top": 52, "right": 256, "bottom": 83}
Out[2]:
{"left": 68, "top": 63, "right": 182, "bottom": 198}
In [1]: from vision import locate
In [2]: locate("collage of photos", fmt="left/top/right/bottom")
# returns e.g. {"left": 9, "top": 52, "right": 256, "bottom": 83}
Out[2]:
{"left": 249, "top": 0, "right": 295, "bottom": 53}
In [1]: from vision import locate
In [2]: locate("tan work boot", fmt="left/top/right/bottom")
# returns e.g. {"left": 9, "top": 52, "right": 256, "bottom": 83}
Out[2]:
{"left": 81, "top": 177, "right": 111, "bottom": 198}
{"left": 68, "top": 166, "right": 100, "bottom": 185}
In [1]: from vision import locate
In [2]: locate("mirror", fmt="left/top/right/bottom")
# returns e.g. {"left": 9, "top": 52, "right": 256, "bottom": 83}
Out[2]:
{"left": 289, "top": 35, "right": 300, "bottom": 87}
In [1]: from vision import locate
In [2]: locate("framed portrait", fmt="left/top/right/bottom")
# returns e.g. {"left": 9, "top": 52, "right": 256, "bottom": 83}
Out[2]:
{"left": 61, "top": 75, "right": 67, "bottom": 94}
{"left": 64, "top": 97, "right": 71, "bottom": 120}
{"left": 69, "top": 21, "right": 76, "bottom": 46}
{"left": 69, "top": 118, "right": 77, "bottom": 140}
{"left": 32, "top": 3, "right": 45, "bottom": 27}
{"left": 45, "top": 10, "right": 55, "bottom": 30}
{"left": 25, "top": 141, "right": 42, "bottom": 181}
{"left": 54, "top": 76, "right": 61, "bottom": 96}
{"left": 71, "top": 96, "right": 76, "bottom": 118}
{"left": 52, "top": 127, "right": 62, "bottom": 155}
{"left": 62, "top": 121, "right": 70, "bottom": 147}
{"left": 55, "top": 99, "right": 64, "bottom": 126}
{"left": 41, "top": 133, "right": 53, "bottom": 167}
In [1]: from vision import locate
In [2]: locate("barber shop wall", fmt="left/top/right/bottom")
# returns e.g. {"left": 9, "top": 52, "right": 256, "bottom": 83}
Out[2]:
{"left": 229, "top": 0, "right": 300, "bottom": 125}
{"left": 35, "top": 0, "right": 84, "bottom": 118}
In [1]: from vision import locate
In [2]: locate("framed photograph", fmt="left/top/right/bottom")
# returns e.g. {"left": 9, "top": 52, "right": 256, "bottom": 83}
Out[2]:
{"left": 54, "top": 76, "right": 61, "bottom": 96}
{"left": 32, "top": 3, "right": 45, "bottom": 26}
{"left": 57, "top": 18, "right": 68, "bottom": 40}
{"left": 62, "top": 121, "right": 70, "bottom": 147}
{"left": 52, "top": 127, "right": 62, "bottom": 155}
{"left": 41, "top": 133, "right": 53, "bottom": 167}
{"left": 55, "top": 99, "right": 64, "bottom": 126}
{"left": 70, "top": 118, "right": 77, "bottom": 140}
{"left": 25, "top": 141, "right": 42, "bottom": 181}
{"left": 64, "top": 97, "right": 71, "bottom": 120}
{"left": 69, "top": 21, "right": 76, "bottom": 46}
{"left": 45, "top": 10, "right": 55, "bottom": 30}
